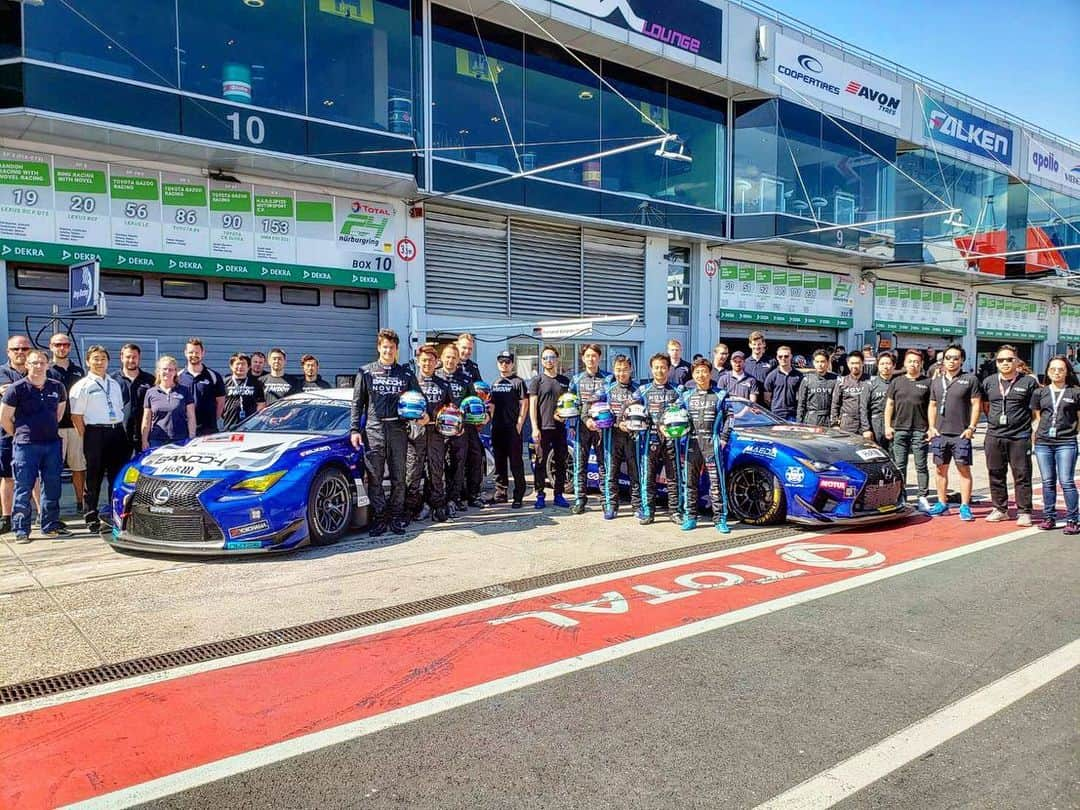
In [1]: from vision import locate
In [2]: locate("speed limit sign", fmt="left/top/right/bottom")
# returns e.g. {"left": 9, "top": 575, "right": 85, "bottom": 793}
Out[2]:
{"left": 704, "top": 259, "right": 718, "bottom": 278}
{"left": 396, "top": 237, "right": 417, "bottom": 262}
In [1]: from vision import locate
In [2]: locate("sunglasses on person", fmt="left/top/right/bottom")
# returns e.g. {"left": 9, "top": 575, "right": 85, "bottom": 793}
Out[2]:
{"left": 7, "top": 346, "right": 30, "bottom": 352}
{"left": 944, "top": 354, "right": 963, "bottom": 361}
{"left": 541, "top": 353, "right": 557, "bottom": 360}
{"left": 996, "top": 356, "right": 1016, "bottom": 363}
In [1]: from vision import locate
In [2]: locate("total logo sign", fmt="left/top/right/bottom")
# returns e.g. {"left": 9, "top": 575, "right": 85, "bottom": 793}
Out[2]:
{"left": 774, "top": 34, "right": 902, "bottom": 128}
{"left": 1027, "top": 135, "right": 1080, "bottom": 190}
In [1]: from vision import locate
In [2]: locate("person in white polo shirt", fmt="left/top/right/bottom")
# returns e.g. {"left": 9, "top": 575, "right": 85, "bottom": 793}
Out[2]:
{"left": 69, "top": 345, "right": 129, "bottom": 533}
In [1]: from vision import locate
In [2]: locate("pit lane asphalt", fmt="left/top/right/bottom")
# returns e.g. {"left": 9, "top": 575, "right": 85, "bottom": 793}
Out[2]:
{"left": 148, "top": 531, "right": 1078, "bottom": 810}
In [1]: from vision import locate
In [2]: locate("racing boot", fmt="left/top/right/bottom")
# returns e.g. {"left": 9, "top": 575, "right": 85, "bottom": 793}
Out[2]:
{"left": 432, "top": 507, "right": 448, "bottom": 523}
{"left": 368, "top": 519, "right": 388, "bottom": 538}
{"left": 681, "top": 517, "right": 697, "bottom": 531}
{"left": 571, "top": 500, "right": 586, "bottom": 515}
{"left": 717, "top": 517, "right": 730, "bottom": 534}
{"left": 389, "top": 518, "right": 408, "bottom": 536}
{"left": 603, "top": 509, "right": 616, "bottom": 520}
{"left": 553, "top": 494, "right": 570, "bottom": 508}
{"left": 638, "top": 510, "right": 654, "bottom": 525}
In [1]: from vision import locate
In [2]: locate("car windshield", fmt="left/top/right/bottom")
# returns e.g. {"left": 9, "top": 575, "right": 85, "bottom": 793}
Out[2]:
{"left": 730, "top": 399, "right": 786, "bottom": 428}
{"left": 237, "top": 398, "right": 351, "bottom": 434}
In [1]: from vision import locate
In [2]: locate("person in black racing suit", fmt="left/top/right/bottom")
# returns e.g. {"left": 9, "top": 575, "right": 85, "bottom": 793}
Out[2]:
{"left": 455, "top": 333, "right": 486, "bottom": 508}
{"left": 796, "top": 349, "right": 838, "bottom": 427}
{"left": 406, "top": 344, "right": 452, "bottom": 523}
{"left": 436, "top": 343, "right": 474, "bottom": 514}
{"left": 680, "top": 358, "right": 732, "bottom": 533}
{"left": 601, "top": 355, "right": 641, "bottom": 520}
{"left": 351, "top": 328, "right": 423, "bottom": 537}
{"left": 567, "top": 343, "right": 610, "bottom": 514}
{"left": 830, "top": 351, "right": 872, "bottom": 437}
{"left": 633, "top": 353, "right": 680, "bottom": 525}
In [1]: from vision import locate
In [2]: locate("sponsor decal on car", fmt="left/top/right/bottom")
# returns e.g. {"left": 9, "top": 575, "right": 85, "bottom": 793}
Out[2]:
{"left": 785, "top": 466, "right": 806, "bottom": 484}
{"left": 228, "top": 519, "right": 271, "bottom": 539}
{"left": 772, "top": 425, "right": 824, "bottom": 434}
{"left": 299, "top": 445, "right": 332, "bottom": 457}
{"left": 817, "top": 478, "right": 848, "bottom": 492}
{"left": 224, "top": 540, "right": 264, "bottom": 550}
{"left": 857, "top": 447, "right": 889, "bottom": 461}
{"left": 744, "top": 445, "right": 778, "bottom": 459}
{"left": 249, "top": 508, "right": 263, "bottom": 520}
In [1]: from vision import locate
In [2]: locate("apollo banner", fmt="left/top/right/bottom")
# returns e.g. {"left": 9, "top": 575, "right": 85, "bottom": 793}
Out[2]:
{"left": 1027, "top": 135, "right": 1080, "bottom": 192}
{"left": 774, "top": 34, "right": 902, "bottom": 128}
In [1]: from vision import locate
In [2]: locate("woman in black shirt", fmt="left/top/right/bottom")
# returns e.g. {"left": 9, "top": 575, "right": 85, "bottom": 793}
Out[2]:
{"left": 1032, "top": 356, "right": 1080, "bottom": 534}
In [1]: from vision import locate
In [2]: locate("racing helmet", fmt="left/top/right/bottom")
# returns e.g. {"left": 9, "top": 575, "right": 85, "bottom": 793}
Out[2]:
{"left": 397, "top": 390, "right": 428, "bottom": 420}
{"left": 556, "top": 392, "right": 581, "bottom": 419}
{"left": 460, "top": 395, "right": 487, "bottom": 425}
{"left": 436, "top": 404, "right": 464, "bottom": 437}
{"left": 622, "top": 402, "right": 649, "bottom": 432}
{"left": 588, "top": 399, "right": 614, "bottom": 429}
{"left": 472, "top": 380, "right": 492, "bottom": 402}
{"left": 660, "top": 404, "right": 689, "bottom": 439}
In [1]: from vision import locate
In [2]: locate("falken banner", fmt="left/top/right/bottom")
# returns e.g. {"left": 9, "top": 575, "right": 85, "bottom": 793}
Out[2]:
{"left": 549, "top": 0, "right": 722, "bottom": 64}
{"left": 1027, "top": 136, "right": 1080, "bottom": 191}
{"left": 921, "top": 95, "right": 1014, "bottom": 165}
{"left": 773, "top": 34, "right": 902, "bottom": 128}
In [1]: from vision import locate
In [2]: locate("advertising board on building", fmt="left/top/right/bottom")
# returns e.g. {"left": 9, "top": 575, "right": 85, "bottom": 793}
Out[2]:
{"left": 975, "top": 293, "right": 1047, "bottom": 341}
{"left": 921, "top": 95, "right": 1014, "bottom": 165}
{"left": 718, "top": 264, "right": 853, "bottom": 328}
{"left": 1027, "top": 136, "right": 1080, "bottom": 192}
{"left": 873, "top": 281, "right": 967, "bottom": 336}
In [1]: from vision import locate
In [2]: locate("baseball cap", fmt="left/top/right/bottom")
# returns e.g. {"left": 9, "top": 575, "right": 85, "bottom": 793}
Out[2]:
{"left": 496, "top": 351, "right": 514, "bottom": 362}
{"left": 731, "top": 350, "right": 746, "bottom": 360}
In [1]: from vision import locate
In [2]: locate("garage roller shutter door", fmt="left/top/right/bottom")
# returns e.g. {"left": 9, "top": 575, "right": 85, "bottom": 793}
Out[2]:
{"left": 583, "top": 228, "right": 645, "bottom": 318}
{"left": 425, "top": 206, "right": 508, "bottom": 316}
{"left": 510, "top": 219, "right": 581, "bottom": 319}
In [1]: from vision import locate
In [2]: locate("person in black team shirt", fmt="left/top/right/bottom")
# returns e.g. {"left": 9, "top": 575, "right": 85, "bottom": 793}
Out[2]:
{"left": 261, "top": 348, "right": 299, "bottom": 404}
{"left": 113, "top": 343, "right": 155, "bottom": 459}
{"left": 796, "top": 350, "right": 837, "bottom": 427}
{"left": 455, "top": 333, "right": 485, "bottom": 508}
{"left": 744, "top": 331, "right": 774, "bottom": 388}
{"left": 406, "top": 344, "right": 452, "bottom": 522}
{"left": 716, "top": 351, "right": 761, "bottom": 402}
{"left": 528, "top": 345, "right": 570, "bottom": 509}
{"left": 436, "top": 343, "right": 476, "bottom": 514}
{"left": 48, "top": 332, "right": 85, "bottom": 512}
{"left": 351, "top": 328, "right": 423, "bottom": 536}
{"left": 763, "top": 346, "right": 801, "bottom": 421}
{"left": 489, "top": 351, "right": 529, "bottom": 508}
{"left": 222, "top": 353, "right": 266, "bottom": 429}
{"left": 1032, "top": 356, "right": 1080, "bottom": 534}
{"left": 0, "top": 336, "right": 33, "bottom": 534}
{"left": 981, "top": 344, "right": 1037, "bottom": 526}
{"left": 709, "top": 343, "right": 730, "bottom": 386}
{"left": 667, "top": 339, "right": 692, "bottom": 388}
{"left": 885, "top": 349, "right": 932, "bottom": 511}
{"left": 299, "top": 354, "right": 332, "bottom": 391}
{"left": 926, "top": 344, "right": 981, "bottom": 521}
{"left": 179, "top": 338, "right": 225, "bottom": 436}
{"left": 249, "top": 351, "right": 267, "bottom": 379}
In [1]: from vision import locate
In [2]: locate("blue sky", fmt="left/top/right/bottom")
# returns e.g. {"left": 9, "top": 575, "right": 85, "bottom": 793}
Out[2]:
{"left": 760, "top": 0, "right": 1080, "bottom": 144}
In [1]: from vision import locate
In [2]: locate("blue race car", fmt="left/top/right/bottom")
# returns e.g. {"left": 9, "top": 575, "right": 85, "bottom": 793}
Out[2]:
{"left": 109, "top": 389, "right": 369, "bottom": 555}
{"left": 565, "top": 399, "right": 910, "bottom": 527}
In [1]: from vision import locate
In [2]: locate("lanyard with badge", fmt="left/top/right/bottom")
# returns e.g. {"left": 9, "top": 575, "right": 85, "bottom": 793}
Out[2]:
{"left": 230, "top": 375, "right": 248, "bottom": 421}
{"left": 93, "top": 379, "right": 118, "bottom": 422}
{"left": 1047, "top": 386, "right": 1067, "bottom": 438}
{"left": 937, "top": 375, "right": 958, "bottom": 416}
{"left": 997, "top": 375, "right": 1017, "bottom": 426}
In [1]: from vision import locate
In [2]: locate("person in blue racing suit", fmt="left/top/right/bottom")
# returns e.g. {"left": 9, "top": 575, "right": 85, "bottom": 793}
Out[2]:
{"left": 567, "top": 344, "right": 610, "bottom": 514}
{"left": 680, "top": 358, "right": 732, "bottom": 533}
{"left": 601, "top": 355, "right": 641, "bottom": 521}
{"left": 633, "top": 353, "right": 680, "bottom": 525}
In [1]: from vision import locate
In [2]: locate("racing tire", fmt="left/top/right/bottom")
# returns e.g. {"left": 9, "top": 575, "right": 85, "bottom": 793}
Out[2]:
{"left": 308, "top": 467, "right": 354, "bottom": 546}
{"left": 728, "top": 464, "right": 786, "bottom": 525}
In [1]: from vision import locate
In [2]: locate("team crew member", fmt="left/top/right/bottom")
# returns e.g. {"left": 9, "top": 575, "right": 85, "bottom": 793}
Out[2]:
{"left": 830, "top": 345, "right": 848, "bottom": 376}
{"left": 867, "top": 352, "right": 896, "bottom": 450}
{"left": 528, "top": 346, "right": 570, "bottom": 509}
{"left": 861, "top": 345, "right": 878, "bottom": 380}
{"left": 249, "top": 351, "right": 267, "bottom": 378}
{"left": 796, "top": 350, "right": 838, "bottom": 427}
{"left": 262, "top": 349, "right": 299, "bottom": 404}
{"left": 489, "top": 351, "right": 528, "bottom": 508}
{"left": 762, "top": 346, "right": 801, "bottom": 421}
{"left": 634, "top": 353, "right": 680, "bottom": 525}
{"left": 455, "top": 333, "right": 485, "bottom": 508}
{"left": 830, "top": 352, "right": 872, "bottom": 436}
{"left": 179, "top": 338, "right": 225, "bottom": 436}
{"left": 981, "top": 345, "right": 1037, "bottom": 526}
{"left": 112, "top": 343, "right": 155, "bottom": 459}
{"left": 0, "top": 336, "right": 33, "bottom": 534}
{"left": 70, "top": 346, "right": 128, "bottom": 533}
{"left": 436, "top": 344, "right": 474, "bottom": 513}
{"left": 0, "top": 350, "right": 70, "bottom": 543}
{"left": 351, "top": 328, "right": 423, "bottom": 537}
{"left": 716, "top": 351, "right": 761, "bottom": 402}
{"left": 568, "top": 344, "right": 610, "bottom": 514}
{"left": 299, "top": 354, "right": 332, "bottom": 391}
{"left": 680, "top": 358, "right": 731, "bottom": 533}
{"left": 667, "top": 339, "right": 692, "bottom": 388}
{"left": 48, "top": 332, "right": 86, "bottom": 511}
{"left": 1032, "top": 356, "right": 1080, "bottom": 534}
{"left": 743, "top": 331, "right": 774, "bottom": 387}
{"left": 602, "top": 355, "right": 641, "bottom": 520}
{"left": 141, "top": 355, "right": 196, "bottom": 450}
{"left": 926, "top": 345, "right": 981, "bottom": 521}
{"left": 405, "top": 345, "right": 452, "bottom": 522}
{"left": 222, "top": 353, "right": 267, "bottom": 430}
{"left": 885, "top": 349, "right": 932, "bottom": 511}
{"left": 709, "top": 343, "right": 730, "bottom": 385}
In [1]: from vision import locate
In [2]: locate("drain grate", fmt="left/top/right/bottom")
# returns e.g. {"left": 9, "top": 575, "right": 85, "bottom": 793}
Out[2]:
{"left": 1, "top": 526, "right": 798, "bottom": 705}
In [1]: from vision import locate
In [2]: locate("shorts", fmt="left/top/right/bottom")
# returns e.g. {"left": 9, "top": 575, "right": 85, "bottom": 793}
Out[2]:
{"left": 0, "top": 435, "right": 11, "bottom": 478}
{"left": 59, "top": 427, "right": 87, "bottom": 472}
{"left": 931, "top": 434, "right": 972, "bottom": 467}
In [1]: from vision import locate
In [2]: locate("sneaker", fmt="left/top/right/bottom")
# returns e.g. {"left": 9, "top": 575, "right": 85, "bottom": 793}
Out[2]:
{"left": 717, "top": 518, "right": 730, "bottom": 534}
{"left": 1016, "top": 513, "right": 1032, "bottom": 528}
{"left": 467, "top": 498, "right": 485, "bottom": 509}
{"left": 570, "top": 500, "right": 586, "bottom": 515}
{"left": 1038, "top": 517, "right": 1056, "bottom": 530}
{"left": 368, "top": 520, "right": 388, "bottom": 537}
{"left": 985, "top": 508, "right": 1007, "bottom": 522}
{"left": 916, "top": 495, "right": 932, "bottom": 513}
{"left": 44, "top": 527, "right": 73, "bottom": 538}
{"left": 389, "top": 519, "right": 408, "bottom": 535}
{"left": 534, "top": 494, "right": 546, "bottom": 510}
{"left": 1064, "top": 521, "right": 1080, "bottom": 535}
{"left": 639, "top": 513, "right": 654, "bottom": 525}
{"left": 13, "top": 532, "right": 29, "bottom": 544}
{"left": 681, "top": 517, "right": 697, "bottom": 531}
{"left": 491, "top": 493, "right": 508, "bottom": 505}
{"left": 959, "top": 504, "right": 974, "bottom": 522}
{"left": 511, "top": 500, "right": 523, "bottom": 509}
{"left": 455, "top": 499, "right": 469, "bottom": 512}
{"left": 417, "top": 505, "right": 431, "bottom": 521}
{"left": 432, "top": 508, "right": 448, "bottom": 523}
{"left": 553, "top": 494, "right": 570, "bottom": 508}
{"left": 603, "top": 509, "right": 616, "bottom": 520}
{"left": 85, "top": 520, "right": 101, "bottom": 533}
{"left": 669, "top": 512, "right": 683, "bottom": 525}
{"left": 0, "top": 516, "right": 10, "bottom": 534}
{"left": 926, "top": 502, "right": 949, "bottom": 517}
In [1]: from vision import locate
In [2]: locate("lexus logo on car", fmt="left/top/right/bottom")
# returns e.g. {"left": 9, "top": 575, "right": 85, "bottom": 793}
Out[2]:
{"left": 152, "top": 486, "right": 171, "bottom": 505}
{"left": 797, "top": 54, "right": 823, "bottom": 73}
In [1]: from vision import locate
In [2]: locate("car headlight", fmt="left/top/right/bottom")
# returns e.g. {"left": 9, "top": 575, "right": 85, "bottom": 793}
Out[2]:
{"left": 796, "top": 456, "right": 838, "bottom": 473}
{"left": 122, "top": 466, "right": 140, "bottom": 485}
{"left": 230, "top": 470, "right": 286, "bottom": 493}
